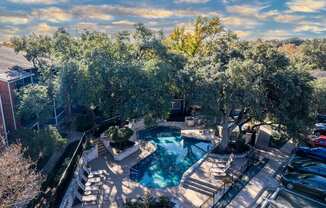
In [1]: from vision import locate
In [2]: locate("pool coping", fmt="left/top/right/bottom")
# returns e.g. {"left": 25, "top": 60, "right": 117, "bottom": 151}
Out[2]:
{"left": 131, "top": 126, "right": 214, "bottom": 189}
{"left": 180, "top": 150, "right": 212, "bottom": 184}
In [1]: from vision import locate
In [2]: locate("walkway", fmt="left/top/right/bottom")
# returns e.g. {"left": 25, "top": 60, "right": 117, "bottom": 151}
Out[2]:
{"left": 42, "top": 130, "right": 83, "bottom": 173}
{"left": 226, "top": 140, "right": 295, "bottom": 208}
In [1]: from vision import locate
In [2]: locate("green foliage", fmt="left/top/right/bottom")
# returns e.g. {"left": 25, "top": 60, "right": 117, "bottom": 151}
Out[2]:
{"left": 297, "top": 39, "right": 326, "bottom": 70}
{"left": 270, "top": 130, "right": 290, "bottom": 148}
{"left": 105, "top": 126, "right": 133, "bottom": 143}
{"left": 13, "top": 24, "right": 185, "bottom": 123}
{"left": 144, "top": 114, "right": 157, "bottom": 128}
{"left": 187, "top": 33, "right": 316, "bottom": 149}
{"left": 11, "top": 17, "right": 319, "bottom": 151}
{"left": 313, "top": 78, "right": 326, "bottom": 113}
{"left": 16, "top": 84, "right": 51, "bottom": 126}
{"left": 11, "top": 34, "right": 52, "bottom": 77}
{"left": 74, "top": 111, "right": 95, "bottom": 132}
{"left": 164, "top": 16, "right": 223, "bottom": 57}
{"left": 125, "top": 195, "right": 174, "bottom": 208}
{"left": 9, "top": 126, "right": 67, "bottom": 168}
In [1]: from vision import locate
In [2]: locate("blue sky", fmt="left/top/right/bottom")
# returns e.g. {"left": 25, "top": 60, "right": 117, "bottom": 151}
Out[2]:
{"left": 0, "top": 0, "right": 325, "bottom": 41}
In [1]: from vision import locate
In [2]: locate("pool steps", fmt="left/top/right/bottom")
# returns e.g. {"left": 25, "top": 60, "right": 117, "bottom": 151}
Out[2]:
{"left": 182, "top": 177, "right": 219, "bottom": 196}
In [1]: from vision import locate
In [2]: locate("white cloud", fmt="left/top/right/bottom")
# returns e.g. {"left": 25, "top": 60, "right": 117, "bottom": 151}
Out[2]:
{"left": 31, "top": 7, "right": 72, "bottom": 23}
{"left": 261, "top": 30, "right": 293, "bottom": 39}
{"left": 287, "top": 0, "right": 326, "bottom": 13}
{"left": 72, "top": 4, "right": 218, "bottom": 19}
{"left": 7, "top": 0, "right": 66, "bottom": 4}
{"left": 226, "top": 4, "right": 265, "bottom": 16}
{"left": 72, "top": 5, "right": 173, "bottom": 19}
{"left": 294, "top": 20, "right": 326, "bottom": 33}
{"left": 73, "top": 22, "right": 112, "bottom": 33}
{"left": 273, "top": 14, "right": 304, "bottom": 23}
{"left": 234, "top": 30, "right": 251, "bottom": 39}
{"left": 0, "top": 26, "right": 20, "bottom": 42}
{"left": 225, "top": 4, "right": 278, "bottom": 21}
{"left": 32, "top": 23, "right": 57, "bottom": 34}
{"left": 222, "top": 16, "right": 261, "bottom": 29}
{"left": 112, "top": 20, "right": 136, "bottom": 26}
{"left": 0, "top": 14, "right": 29, "bottom": 25}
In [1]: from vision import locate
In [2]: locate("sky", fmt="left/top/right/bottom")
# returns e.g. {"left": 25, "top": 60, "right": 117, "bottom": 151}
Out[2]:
{"left": 0, "top": 0, "right": 325, "bottom": 41}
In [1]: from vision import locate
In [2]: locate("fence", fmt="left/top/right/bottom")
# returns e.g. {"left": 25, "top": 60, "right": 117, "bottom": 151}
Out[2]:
{"left": 28, "top": 115, "right": 123, "bottom": 208}
{"left": 199, "top": 149, "right": 256, "bottom": 208}
{"left": 28, "top": 133, "right": 88, "bottom": 208}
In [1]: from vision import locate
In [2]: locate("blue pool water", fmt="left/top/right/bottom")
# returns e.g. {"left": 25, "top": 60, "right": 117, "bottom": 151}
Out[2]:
{"left": 130, "top": 126, "right": 212, "bottom": 188}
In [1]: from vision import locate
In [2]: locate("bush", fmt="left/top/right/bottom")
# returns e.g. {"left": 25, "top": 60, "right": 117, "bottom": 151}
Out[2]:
{"left": 270, "top": 130, "right": 289, "bottom": 148}
{"left": 105, "top": 126, "right": 133, "bottom": 143}
{"left": 74, "top": 110, "right": 95, "bottom": 132}
{"left": 9, "top": 126, "right": 67, "bottom": 169}
{"left": 144, "top": 114, "right": 157, "bottom": 128}
{"left": 125, "top": 195, "right": 174, "bottom": 208}
{"left": 104, "top": 126, "right": 134, "bottom": 151}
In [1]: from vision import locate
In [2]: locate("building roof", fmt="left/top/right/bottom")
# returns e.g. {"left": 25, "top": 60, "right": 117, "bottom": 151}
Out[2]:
{"left": 0, "top": 46, "right": 34, "bottom": 81}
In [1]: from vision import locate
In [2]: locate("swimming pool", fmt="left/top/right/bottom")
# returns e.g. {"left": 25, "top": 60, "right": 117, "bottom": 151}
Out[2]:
{"left": 130, "top": 126, "right": 212, "bottom": 188}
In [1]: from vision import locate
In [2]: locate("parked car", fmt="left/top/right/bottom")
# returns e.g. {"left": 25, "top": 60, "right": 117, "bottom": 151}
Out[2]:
{"left": 314, "top": 123, "right": 326, "bottom": 136}
{"left": 317, "top": 114, "right": 326, "bottom": 123}
{"left": 288, "top": 156, "right": 326, "bottom": 177}
{"left": 295, "top": 147, "right": 326, "bottom": 162}
{"left": 281, "top": 172, "right": 326, "bottom": 202}
{"left": 309, "top": 135, "right": 326, "bottom": 148}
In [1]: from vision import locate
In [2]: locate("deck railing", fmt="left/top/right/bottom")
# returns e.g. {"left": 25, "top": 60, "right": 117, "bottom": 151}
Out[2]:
{"left": 199, "top": 150, "right": 256, "bottom": 208}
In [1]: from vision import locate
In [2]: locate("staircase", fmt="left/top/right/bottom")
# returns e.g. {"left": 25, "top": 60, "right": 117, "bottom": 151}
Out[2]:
{"left": 182, "top": 177, "right": 219, "bottom": 197}
{"left": 94, "top": 139, "right": 107, "bottom": 156}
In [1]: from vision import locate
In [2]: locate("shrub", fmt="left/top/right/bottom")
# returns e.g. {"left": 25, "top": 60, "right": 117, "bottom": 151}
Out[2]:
{"left": 125, "top": 195, "right": 174, "bottom": 208}
{"left": 144, "top": 114, "right": 157, "bottom": 128}
{"left": 270, "top": 130, "right": 290, "bottom": 148}
{"left": 104, "top": 126, "right": 134, "bottom": 151}
{"left": 9, "top": 126, "right": 67, "bottom": 169}
{"left": 105, "top": 126, "right": 133, "bottom": 143}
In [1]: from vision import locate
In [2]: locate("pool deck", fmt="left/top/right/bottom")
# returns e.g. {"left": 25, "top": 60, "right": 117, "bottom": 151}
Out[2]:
{"left": 226, "top": 140, "right": 295, "bottom": 208}
{"left": 87, "top": 141, "right": 246, "bottom": 207}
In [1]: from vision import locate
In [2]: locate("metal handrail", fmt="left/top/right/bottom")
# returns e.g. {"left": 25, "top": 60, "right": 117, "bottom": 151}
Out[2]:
{"left": 200, "top": 150, "right": 257, "bottom": 208}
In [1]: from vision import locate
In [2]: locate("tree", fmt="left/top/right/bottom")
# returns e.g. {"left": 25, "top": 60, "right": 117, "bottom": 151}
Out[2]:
{"left": 57, "top": 60, "right": 87, "bottom": 119}
{"left": 11, "top": 34, "right": 52, "bottom": 78}
{"left": 297, "top": 39, "right": 326, "bottom": 71}
{"left": 164, "top": 16, "right": 223, "bottom": 57}
{"left": 313, "top": 78, "right": 326, "bottom": 113}
{"left": 17, "top": 84, "right": 51, "bottom": 126}
{"left": 189, "top": 37, "right": 315, "bottom": 150}
{"left": 10, "top": 126, "right": 67, "bottom": 167}
{"left": 0, "top": 144, "right": 43, "bottom": 207}
{"left": 105, "top": 126, "right": 133, "bottom": 143}
{"left": 278, "top": 43, "right": 299, "bottom": 65}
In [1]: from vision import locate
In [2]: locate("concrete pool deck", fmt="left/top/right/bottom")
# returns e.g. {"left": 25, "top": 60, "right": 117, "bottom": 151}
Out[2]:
{"left": 226, "top": 140, "right": 295, "bottom": 208}
{"left": 86, "top": 141, "right": 247, "bottom": 207}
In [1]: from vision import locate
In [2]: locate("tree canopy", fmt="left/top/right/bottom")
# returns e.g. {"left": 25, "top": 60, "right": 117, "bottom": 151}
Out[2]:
{"left": 11, "top": 17, "right": 321, "bottom": 151}
{"left": 313, "top": 78, "right": 326, "bottom": 114}
{"left": 184, "top": 33, "right": 316, "bottom": 149}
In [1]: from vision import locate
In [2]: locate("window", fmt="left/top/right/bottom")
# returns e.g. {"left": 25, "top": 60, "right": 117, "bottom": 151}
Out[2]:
{"left": 14, "top": 76, "right": 33, "bottom": 89}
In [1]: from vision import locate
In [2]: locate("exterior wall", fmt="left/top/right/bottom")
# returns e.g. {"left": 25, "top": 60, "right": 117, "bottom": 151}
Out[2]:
{"left": 0, "top": 80, "right": 16, "bottom": 134}
{"left": 0, "top": 96, "right": 6, "bottom": 142}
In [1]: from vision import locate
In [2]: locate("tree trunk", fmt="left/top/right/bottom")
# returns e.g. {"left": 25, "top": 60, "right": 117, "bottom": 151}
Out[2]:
{"left": 65, "top": 95, "right": 72, "bottom": 123}
{"left": 219, "top": 117, "right": 230, "bottom": 151}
